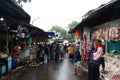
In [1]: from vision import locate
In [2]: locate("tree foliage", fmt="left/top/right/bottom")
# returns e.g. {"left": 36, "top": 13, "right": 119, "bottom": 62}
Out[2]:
{"left": 68, "top": 21, "right": 78, "bottom": 29}
{"left": 50, "top": 25, "right": 67, "bottom": 38}
{"left": 67, "top": 21, "right": 79, "bottom": 39}
{"left": 49, "top": 21, "right": 79, "bottom": 39}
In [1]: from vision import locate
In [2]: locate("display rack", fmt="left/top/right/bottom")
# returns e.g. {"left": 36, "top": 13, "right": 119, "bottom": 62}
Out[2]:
{"left": 100, "top": 53, "right": 120, "bottom": 80}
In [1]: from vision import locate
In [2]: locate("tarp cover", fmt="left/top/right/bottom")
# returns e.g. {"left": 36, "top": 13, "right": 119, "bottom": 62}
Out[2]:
{"left": 46, "top": 32, "right": 55, "bottom": 36}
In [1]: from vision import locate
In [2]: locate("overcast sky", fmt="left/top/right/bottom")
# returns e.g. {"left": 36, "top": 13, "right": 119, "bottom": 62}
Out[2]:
{"left": 22, "top": 0, "right": 111, "bottom": 31}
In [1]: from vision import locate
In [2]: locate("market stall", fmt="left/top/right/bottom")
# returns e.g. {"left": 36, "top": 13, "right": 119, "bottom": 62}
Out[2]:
{"left": 0, "top": 0, "right": 31, "bottom": 77}
{"left": 92, "top": 19, "right": 120, "bottom": 80}
{"left": 69, "top": 0, "right": 120, "bottom": 79}
{"left": 28, "top": 26, "right": 48, "bottom": 63}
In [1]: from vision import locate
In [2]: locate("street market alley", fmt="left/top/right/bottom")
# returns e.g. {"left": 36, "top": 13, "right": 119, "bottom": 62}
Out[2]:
{"left": 4, "top": 54, "right": 88, "bottom": 80}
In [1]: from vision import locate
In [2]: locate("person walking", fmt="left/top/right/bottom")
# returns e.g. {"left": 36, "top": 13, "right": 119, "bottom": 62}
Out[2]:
{"left": 68, "top": 44, "right": 74, "bottom": 60}
{"left": 55, "top": 44, "right": 60, "bottom": 61}
{"left": 59, "top": 45, "right": 64, "bottom": 60}
{"left": 73, "top": 44, "right": 82, "bottom": 75}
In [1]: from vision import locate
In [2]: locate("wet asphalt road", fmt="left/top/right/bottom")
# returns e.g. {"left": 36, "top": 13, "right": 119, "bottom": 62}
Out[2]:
{"left": 15, "top": 55, "right": 88, "bottom": 80}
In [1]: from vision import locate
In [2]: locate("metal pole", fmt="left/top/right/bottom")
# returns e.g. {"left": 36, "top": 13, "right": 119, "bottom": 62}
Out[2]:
{"left": 32, "top": 17, "right": 40, "bottom": 25}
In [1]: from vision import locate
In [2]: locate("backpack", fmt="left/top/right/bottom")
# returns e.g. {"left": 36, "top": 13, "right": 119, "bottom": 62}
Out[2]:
{"left": 89, "top": 50, "right": 94, "bottom": 61}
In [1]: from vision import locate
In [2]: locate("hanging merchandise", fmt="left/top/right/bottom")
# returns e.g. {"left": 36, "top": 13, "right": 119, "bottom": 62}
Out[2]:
{"left": 20, "top": 33, "right": 25, "bottom": 38}
{"left": 24, "top": 39, "right": 28, "bottom": 49}
{"left": 83, "top": 35, "right": 87, "bottom": 56}
{"left": 92, "top": 26, "right": 120, "bottom": 41}
{"left": 12, "top": 45, "right": 21, "bottom": 62}
{"left": 92, "top": 31, "right": 96, "bottom": 40}
{"left": 76, "top": 30, "right": 81, "bottom": 39}
{"left": 29, "top": 37, "right": 32, "bottom": 48}
{"left": 105, "top": 28, "right": 109, "bottom": 41}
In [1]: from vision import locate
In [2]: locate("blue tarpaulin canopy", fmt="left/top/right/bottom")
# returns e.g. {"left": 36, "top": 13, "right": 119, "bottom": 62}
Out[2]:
{"left": 46, "top": 32, "right": 55, "bottom": 36}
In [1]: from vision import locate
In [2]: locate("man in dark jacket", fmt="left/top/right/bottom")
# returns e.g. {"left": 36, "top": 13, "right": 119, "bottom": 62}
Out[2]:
{"left": 73, "top": 44, "right": 82, "bottom": 75}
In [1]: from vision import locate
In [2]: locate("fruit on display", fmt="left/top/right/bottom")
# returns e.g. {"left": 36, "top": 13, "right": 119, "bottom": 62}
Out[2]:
{"left": 0, "top": 53, "right": 8, "bottom": 58}
{"left": 28, "top": 62, "right": 40, "bottom": 68}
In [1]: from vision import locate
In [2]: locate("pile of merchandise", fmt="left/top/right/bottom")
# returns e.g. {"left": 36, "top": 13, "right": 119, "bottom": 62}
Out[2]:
{"left": 28, "top": 62, "right": 40, "bottom": 68}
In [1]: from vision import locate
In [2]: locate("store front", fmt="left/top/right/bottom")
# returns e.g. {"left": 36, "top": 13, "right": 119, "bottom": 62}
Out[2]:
{"left": 69, "top": 0, "right": 120, "bottom": 80}
{"left": 28, "top": 26, "right": 48, "bottom": 63}
{"left": 0, "top": 0, "right": 31, "bottom": 77}
{"left": 92, "top": 19, "right": 120, "bottom": 80}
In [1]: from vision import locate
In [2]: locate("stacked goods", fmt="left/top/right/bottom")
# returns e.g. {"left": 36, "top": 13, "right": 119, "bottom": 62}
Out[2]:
{"left": 12, "top": 46, "right": 21, "bottom": 61}
{"left": 109, "top": 73, "right": 120, "bottom": 80}
{"left": 0, "top": 53, "right": 8, "bottom": 58}
{"left": 102, "top": 53, "right": 120, "bottom": 80}
{"left": 28, "top": 62, "right": 40, "bottom": 68}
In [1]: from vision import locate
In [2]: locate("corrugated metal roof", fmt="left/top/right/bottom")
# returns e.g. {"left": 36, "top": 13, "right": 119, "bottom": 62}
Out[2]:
{"left": 69, "top": 0, "right": 120, "bottom": 33}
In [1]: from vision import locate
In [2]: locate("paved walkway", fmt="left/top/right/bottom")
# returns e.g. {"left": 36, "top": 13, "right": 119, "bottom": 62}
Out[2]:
{"left": 2, "top": 54, "right": 88, "bottom": 80}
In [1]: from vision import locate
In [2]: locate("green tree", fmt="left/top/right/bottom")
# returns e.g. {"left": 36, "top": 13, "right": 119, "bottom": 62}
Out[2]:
{"left": 50, "top": 25, "right": 67, "bottom": 39}
{"left": 68, "top": 21, "right": 78, "bottom": 29}
{"left": 67, "top": 21, "right": 79, "bottom": 39}
{"left": 49, "top": 21, "right": 79, "bottom": 39}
